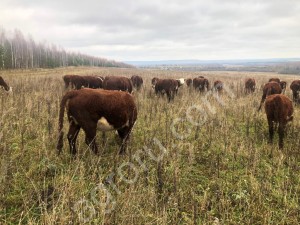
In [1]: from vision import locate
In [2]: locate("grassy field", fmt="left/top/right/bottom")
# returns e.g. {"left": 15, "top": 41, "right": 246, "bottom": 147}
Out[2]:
{"left": 0, "top": 67, "right": 299, "bottom": 224}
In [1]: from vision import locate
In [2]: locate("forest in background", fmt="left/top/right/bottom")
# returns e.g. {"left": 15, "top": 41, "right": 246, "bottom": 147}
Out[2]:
{"left": 0, "top": 28, "right": 132, "bottom": 69}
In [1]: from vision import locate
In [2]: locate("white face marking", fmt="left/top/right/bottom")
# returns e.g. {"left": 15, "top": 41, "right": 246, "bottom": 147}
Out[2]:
{"left": 97, "top": 117, "right": 114, "bottom": 131}
{"left": 178, "top": 78, "right": 185, "bottom": 85}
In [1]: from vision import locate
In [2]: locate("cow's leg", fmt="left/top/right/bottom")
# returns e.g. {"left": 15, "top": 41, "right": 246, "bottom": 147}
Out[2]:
{"left": 258, "top": 93, "right": 266, "bottom": 111}
{"left": 117, "top": 126, "right": 132, "bottom": 154}
{"left": 67, "top": 121, "right": 81, "bottom": 155}
{"left": 82, "top": 122, "right": 98, "bottom": 154}
{"left": 293, "top": 91, "right": 298, "bottom": 102}
{"left": 166, "top": 90, "right": 173, "bottom": 102}
{"left": 268, "top": 119, "right": 274, "bottom": 144}
{"left": 278, "top": 122, "right": 286, "bottom": 149}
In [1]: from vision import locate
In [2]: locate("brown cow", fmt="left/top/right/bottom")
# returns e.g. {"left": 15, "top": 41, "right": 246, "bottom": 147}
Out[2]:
{"left": 151, "top": 77, "right": 159, "bottom": 88}
{"left": 185, "top": 78, "right": 193, "bottom": 87}
{"left": 193, "top": 78, "right": 209, "bottom": 92}
{"left": 290, "top": 80, "right": 300, "bottom": 102}
{"left": 267, "top": 78, "right": 286, "bottom": 94}
{"left": 265, "top": 94, "right": 293, "bottom": 149}
{"left": 269, "top": 78, "right": 280, "bottom": 83}
{"left": 0, "top": 76, "right": 11, "bottom": 91}
{"left": 245, "top": 78, "right": 256, "bottom": 93}
{"left": 258, "top": 82, "right": 282, "bottom": 111}
{"left": 57, "top": 88, "right": 137, "bottom": 155}
{"left": 63, "top": 75, "right": 103, "bottom": 89}
{"left": 131, "top": 75, "right": 143, "bottom": 90}
{"left": 63, "top": 75, "right": 75, "bottom": 89}
{"left": 103, "top": 76, "right": 133, "bottom": 93}
{"left": 154, "top": 79, "right": 179, "bottom": 102}
{"left": 213, "top": 80, "right": 223, "bottom": 92}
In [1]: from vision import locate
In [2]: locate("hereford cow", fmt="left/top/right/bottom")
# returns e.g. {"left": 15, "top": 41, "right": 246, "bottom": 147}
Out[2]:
{"left": 290, "top": 80, "right": 300, "bottom": 102}
{"left": 0, "top": 76, "right": 11, "bottom": 91}
{"left": 193, "top": 78, "right": 209, "bottom": 92}
{"left": 57, "top": 88, "right": 137, "bottom": 155}
{"left": 151, "top": 77, "right": 159, "bottom": 88}
{"left": 258, "top": 81, "right": 282, "bottom": 111}
{"left": 103, "top": 76, "right": 133, "bottom": 93}
{"left": 154, "top": 79, "right": 179, "bottom": 102}
{"left": 213, "top": 80, "right": 223, "bottom": 92}
{"left": 185, "top": 78, "right": 193, "bottom": 87}
{"left": 265, "top": 94, "right": 293, "bottom": 149}
{"left": 131, "top": 75, "right": 143, "bottom": 90}
{"left": 245, "top": 78, "right": 256, "bottom": 93}
{"left": 63, "top": 75, "right": 104, "bottom": 89}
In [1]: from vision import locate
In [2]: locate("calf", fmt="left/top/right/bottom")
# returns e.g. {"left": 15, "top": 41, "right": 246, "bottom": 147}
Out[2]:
{"left": 103, "top": 76, "right": 133, "bottom": 93}
{"left": 290, "top": 80, "right": 300, "bottom": 102}
{"left": 245, "top": 78, "right": 256, "bottom": 93}
{"left": 57, "top": 88, "right": 137, "bottom": 155}
{"left": 154, "top": 79, "right": 179, "bottom": 102}
{"left": 0, "top": 76, "right": 11, "bottom": 91}
{"left": 131, "top": 75, "right": 143, "bottom": 90}
{"left": 258, "top": 82, "right": 282, "bottom": 111}
{"left": 193, "top": 78, "right": 209, "bottom": 92}
{"left": 265, "top": 94, "right": 293, "bottom": 149}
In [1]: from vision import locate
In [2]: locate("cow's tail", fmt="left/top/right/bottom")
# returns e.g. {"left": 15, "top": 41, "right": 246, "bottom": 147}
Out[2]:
{"left": 56, "top": 90, "right": 77, "bottom": 154}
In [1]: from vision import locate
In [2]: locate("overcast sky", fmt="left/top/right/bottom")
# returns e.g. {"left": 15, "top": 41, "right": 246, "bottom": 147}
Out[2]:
{"left": 1, "top": 0, "right": 300, "bottom": 61}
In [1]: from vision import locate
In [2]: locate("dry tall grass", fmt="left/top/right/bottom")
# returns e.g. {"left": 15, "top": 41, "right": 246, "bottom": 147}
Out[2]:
{"left": 0, "top": 67, "right": 299, "bottom": 224}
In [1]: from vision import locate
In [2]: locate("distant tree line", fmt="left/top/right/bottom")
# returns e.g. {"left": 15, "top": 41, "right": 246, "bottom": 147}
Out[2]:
{"left": 0, "top": 28, "right": 132, "bottom": 70}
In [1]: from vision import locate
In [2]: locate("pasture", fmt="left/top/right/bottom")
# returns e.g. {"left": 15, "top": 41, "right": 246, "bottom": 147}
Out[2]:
{"left": 0, "top": 67, "right": 299, "bottom": 224}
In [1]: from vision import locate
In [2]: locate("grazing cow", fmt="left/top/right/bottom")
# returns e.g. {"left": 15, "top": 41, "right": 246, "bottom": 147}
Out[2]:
{"left": 0, "top": 76, "right": 11, "bottom": 91}
{"left": 57, "top": 88, "right": 137, "bottom": 155}
{"left": 63, "top": 75, "right": 75, "bottom": 89}
{"left": 154, "top": 79, "right": 179, "bottom": 102}
{"left": 258, "top": 82, "right": 282, "bottom": 111}
{"left": 185, "top": 78, "right": 193, "bottom": 87}
{"left": 269, "top": 78, "right": 280, "bottom": 83}
{"left": 84, "top": 76, "right": 104, "bottom": 89}
{"left": 63, "top": 75, "right": 104, "bottom": 89}
{"left": 193, "top": 78, "right": 209, "bottom": 92}
{"left": 290, "top": 80, "right": 300, "bottom": 102}
{"left": 103, "top": 76, "right": 133, "bottom": 93}
{"left": 213, "top": 80, "right": 223, "bottom": 92}
{"left": 131, "top": 75, "right": 143, "bottom": 90}
{"left": 245, "top": 78, "right": 256, "bottom": 93}
{"left": 265, "top": 94, "right": 293, "bottom": 149}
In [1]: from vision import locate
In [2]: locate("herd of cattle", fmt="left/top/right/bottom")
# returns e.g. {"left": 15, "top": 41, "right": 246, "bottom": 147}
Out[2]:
{"left": 0, "top": 74, "right": 300, "bottom": 153}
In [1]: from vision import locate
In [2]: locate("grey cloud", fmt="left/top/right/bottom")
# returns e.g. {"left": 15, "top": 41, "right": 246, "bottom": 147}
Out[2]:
{"left": 1, "top": 0, "right": 300, "bottom": 60}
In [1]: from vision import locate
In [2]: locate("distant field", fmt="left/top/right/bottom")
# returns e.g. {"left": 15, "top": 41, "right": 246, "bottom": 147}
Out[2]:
{"left": 0, "top": 67, "right": 299, "bottom": 224}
